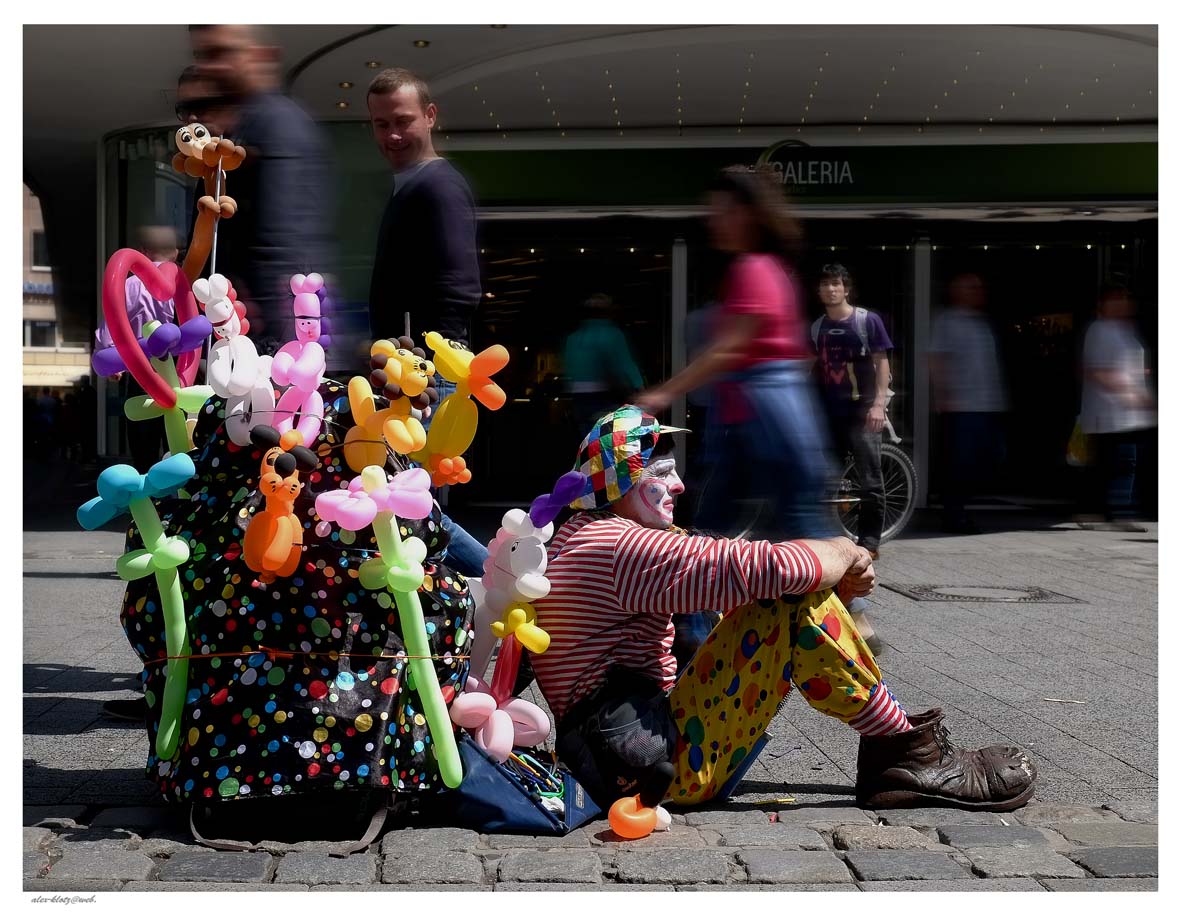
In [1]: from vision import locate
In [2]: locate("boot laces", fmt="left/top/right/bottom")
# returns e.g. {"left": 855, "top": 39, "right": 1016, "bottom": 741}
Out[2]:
{"left": 933, "top": 722, "right": 955, "bottom": 761}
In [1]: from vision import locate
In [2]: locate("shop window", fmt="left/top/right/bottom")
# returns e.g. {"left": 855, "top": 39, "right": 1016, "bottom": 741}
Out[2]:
{"left": 25, "top": 320, "right": 56, "bottom": 348}
{"left": 31, "top": 231, "right": 51, "bottom": 270}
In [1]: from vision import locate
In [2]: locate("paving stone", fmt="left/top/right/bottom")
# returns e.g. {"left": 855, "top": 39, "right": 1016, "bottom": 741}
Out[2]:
{"left": 496, "top": 883, "right": 664, "bottom": 892}
{"left": 614, "top": 848, "right": 732, "bottom": 884}
{"left": 682, "top": 809, "right": 769, "bottom": 826}
{"left": 156, "top": 851, "right": 275, "bottom": 883}
{"left": 1053, "top": 822, "right": 1158, "bottom": 846}
{"left": 24, "top": 827, "right": 55, "bottom": 851}
{"left": 595, "top": 824, "right": 706, "bottom": 850}
{"left": 860, "top": 878, "right": 1045, "bottom": 891}
{"left": 1041, "top": 878, "right": 1158, "bottom": 892}
{"left": 1068, "top": 846, "right": 1158, "bottom": 878}
{"left": 24, "top": 806, "right": 89, "bottom": 827}
{"left": 495, "top": 849, "right": 603, "bottom": 883}
{"left": 483, "top": 832, "right": 591, "bottom": 849}
{"left": 775, "top": 806, "right": 876, "bottom": 828}
{"left": 844, "top": 850, "right": 971, "bottom": 881}
{"left": 88, "top": 805, "right": 173, "bottom": 830}
{"left": 739, "top": 849, "right": 855, "bottom": 883}
{"left": 311, "top": 884, "right": 491, "bottom": 892}
{"left": 380, "top": 848, "right": 483, "bottom": 884}
{"left": 876, "top": 808, "right": 1008, "bottom": 828}
{"left": 24, "top": 880, "right": 126, "bottom": 893}
{"left": 379, "top": 827, "right": 481, "bottom": 855}
{"left": 1102, "top": 800, "right": 1157, "bottom": 823}
{"left": 137, "top": 837, "right": 196, "bottom": 857}
{"left": 713, "top": 824, "right": 827, "bottom": 849}
{"left": 45, "top": 845, "right": 157, "bottom": 882}
{"left": 1014, "top": 804, "right": 1120, "bottom": 826}
{"left": 832, "top": 825, "right": 945, "bottom": 851}
{"left": 682, "top": 882, "right": 859, "bottom": 891}
{"left": 274, "top": 852, "right": 378, "bottom": 884}
{"left": 127, "top": 882, "right": 310, "bottom": 892}
{"left": 24, "top": 851, "right": 49, "bottom": 879}
{"left": 936, "top": 825, "right": 1049, "bottom": 848}
{"left": 963, "top": 846, "right": 1087, "bottom": 878}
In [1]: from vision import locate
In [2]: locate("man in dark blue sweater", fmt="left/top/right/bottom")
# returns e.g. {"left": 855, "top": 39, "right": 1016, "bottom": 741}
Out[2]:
{"left": 366, "top": 68, "right": 487, "bottom": 578}
{"left": 366, "top": 68, "right": 481, "bottom": 347}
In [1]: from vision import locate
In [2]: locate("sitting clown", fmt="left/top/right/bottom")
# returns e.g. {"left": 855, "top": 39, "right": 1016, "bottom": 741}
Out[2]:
{"left": 530, "top": 405, "right": 1037, "bottom": 828}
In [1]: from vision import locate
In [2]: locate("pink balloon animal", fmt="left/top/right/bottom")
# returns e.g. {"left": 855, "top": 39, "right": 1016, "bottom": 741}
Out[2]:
{"left": 270, "top": 273, "right": 327, "bottom": 446}
{"left": 449, "top": 638, "right": 550, "bottom": 763}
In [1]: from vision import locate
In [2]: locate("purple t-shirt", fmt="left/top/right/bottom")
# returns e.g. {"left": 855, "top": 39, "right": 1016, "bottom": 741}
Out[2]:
{"left": 94, "top": 268, "right": 176, "bottom": 351}
{"left": 814, "top": 309, "right": 893, "bottom": 415}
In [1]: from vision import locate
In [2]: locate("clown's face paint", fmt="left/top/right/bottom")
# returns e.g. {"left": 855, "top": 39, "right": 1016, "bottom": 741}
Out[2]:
{"left": 617, "top": 457, "right": 684, "bottom": 529}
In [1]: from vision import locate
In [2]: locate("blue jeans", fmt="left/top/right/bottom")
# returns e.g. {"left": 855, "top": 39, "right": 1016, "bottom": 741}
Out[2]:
{"left": 695, "top": 362, "right": 836, "bottom": 541}
{"left": 425, "top": 376, "right": 489, "bottom": 577}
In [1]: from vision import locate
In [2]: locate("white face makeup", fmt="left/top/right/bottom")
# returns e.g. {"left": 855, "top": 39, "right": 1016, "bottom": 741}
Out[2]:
{"left": 618, "top": 457, "right": 685, "bottom": 529}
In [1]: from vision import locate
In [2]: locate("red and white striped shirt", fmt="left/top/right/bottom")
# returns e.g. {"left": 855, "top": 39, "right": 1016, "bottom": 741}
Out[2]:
{"left": 531, "top": 512, "right": 822, "bottom": 722}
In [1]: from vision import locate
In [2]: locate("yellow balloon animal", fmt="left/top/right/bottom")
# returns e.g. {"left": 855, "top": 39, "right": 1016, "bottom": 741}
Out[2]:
{"left": 343, "top": 337, "right": 439, "bottom": 471}
{"left": 412, "top": 332, "right": 509, "bottom": 486}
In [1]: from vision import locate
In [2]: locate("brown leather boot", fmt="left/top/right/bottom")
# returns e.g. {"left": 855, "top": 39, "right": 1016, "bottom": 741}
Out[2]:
{"left": 856, "top": 708, "right": 1036, "bottom": 811}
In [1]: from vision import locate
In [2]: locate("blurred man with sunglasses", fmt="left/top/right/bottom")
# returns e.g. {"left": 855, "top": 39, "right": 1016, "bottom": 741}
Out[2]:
{"left": 188, "top": 24, "right": 334, "bottom": 353}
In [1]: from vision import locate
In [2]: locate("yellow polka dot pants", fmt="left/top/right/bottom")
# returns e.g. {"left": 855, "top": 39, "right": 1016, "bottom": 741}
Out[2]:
{"left": 667, "top": 590, "right": 884, "bottom": 806}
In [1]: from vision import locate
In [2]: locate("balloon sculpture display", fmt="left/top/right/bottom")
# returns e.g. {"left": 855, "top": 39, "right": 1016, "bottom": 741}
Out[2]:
{"left": 271, "top": 273, "right": 327, "bottom": 446}
{"left": 78, "top": 455, "right": 197, "bottom": 759}
{"left": 193, "top": 273, "right": 275, "bottom": 446}
{"left": 412, "top": 332, "right": 509, "bottom": 486}
{"left": 316, "top": 467, "right": 464, "bottom": 788}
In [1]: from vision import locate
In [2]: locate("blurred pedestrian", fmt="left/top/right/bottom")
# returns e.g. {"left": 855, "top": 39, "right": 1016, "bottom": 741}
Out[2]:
{"left": 564, "top": 292, "right": 645, "bottom": 432}
{"left": 189, "top": 24, "right": 334, "bottom": 352}
{"left": 636, "top": 165, "right": 834, "bottom": 542}
{"left": 930, "top": 273, "right": 1008, "bottom": 534}
{"left": 365, "top": 67, "right": 486, "bottom": 577}
{"left": 1078, "top": 285, "right": 1155, "bottom": 528}
{"left": 812, "top": 263, "right": 894, "bottom": 558}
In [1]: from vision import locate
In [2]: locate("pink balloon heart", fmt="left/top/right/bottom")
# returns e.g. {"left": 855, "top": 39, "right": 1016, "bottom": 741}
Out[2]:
{"left": 449, "top": 691, "right": 497, "bottom": 729}
{"left": 101, "top": 250, "right": 202, "bottom": 406}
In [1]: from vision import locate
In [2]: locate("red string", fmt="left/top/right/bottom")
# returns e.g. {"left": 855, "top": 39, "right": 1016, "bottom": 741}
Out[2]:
{"left": 141, "top": 645, "right": 470, "bottom": 668}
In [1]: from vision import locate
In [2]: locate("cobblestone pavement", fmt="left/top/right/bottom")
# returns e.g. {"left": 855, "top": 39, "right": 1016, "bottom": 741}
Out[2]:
{"left": 24, "top": 514, "right": 1157, "bottom": 892}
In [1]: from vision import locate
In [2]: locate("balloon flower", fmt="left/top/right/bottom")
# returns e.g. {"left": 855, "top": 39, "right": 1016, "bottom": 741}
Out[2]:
{"left": 411, "top": 331, "right": 509, "bottom": 486}
{"left": 193, "top": 273, "right": 275, "bottom": 446}
{"left": 242, "top": 427, "right": 319, "bottom": 584}
{"left": 314, "top": 467, "right": 463, "bottom": 788}
{"left": 94, "top": 250, "right": 212, "bottom": 456}
{"left": 77, "top": 454, "right": 197, "bottom": 759}
{"left": 270, "top": 273, "right": 327, "bottom": 446}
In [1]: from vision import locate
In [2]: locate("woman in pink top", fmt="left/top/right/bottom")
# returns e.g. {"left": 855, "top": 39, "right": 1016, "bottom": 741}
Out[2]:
{"left": 639, "top": 167, "right": 834, "bottom": 540}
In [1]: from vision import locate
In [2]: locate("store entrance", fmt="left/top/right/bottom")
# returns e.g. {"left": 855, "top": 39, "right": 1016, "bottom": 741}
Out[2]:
{"left": 456, "top": 216, "right": 687, "bottom": 505}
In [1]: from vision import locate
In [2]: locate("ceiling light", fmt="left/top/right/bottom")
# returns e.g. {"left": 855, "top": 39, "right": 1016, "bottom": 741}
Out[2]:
{"left": 1086, "top": 244, "right": 1093, "bottom": 250}
{"left": 412, "top": 40, "right": 430, "bottom": 48}
{"left": 579, "top": 248, "right": 585, "bottom": 253}
{"left": 629, "top": 247, "right": 635, "bottom": 253}
{"left": 1035, "top": 244, "right": 1041, "bottom": 250}
{"left": 338, "top": 81, "right": 353, "bottom": 89}
{"left": 984, "top": 245, "right": 989, "bottom": 250}
{"left": 335, "top": 101, "right": 349, "bottom": 109}
{"left": 1121, "top": 244, "right": 1126, "bottom": 250}
{"left": 485, "top": 292, "right": 495, "bottom": 298}
{"left": 366, "top": 60, "right": 381, "bottom": 69}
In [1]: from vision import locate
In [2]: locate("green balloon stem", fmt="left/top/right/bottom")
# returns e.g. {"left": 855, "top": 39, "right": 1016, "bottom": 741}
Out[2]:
{"left": 378, "top": 511, "right": 463, "bottom": 788}
{"left": 127, "top": 496, "right": 189, "bottom": 760}
{"left": 155, "top": 356, "right": 191, "bottom": 456}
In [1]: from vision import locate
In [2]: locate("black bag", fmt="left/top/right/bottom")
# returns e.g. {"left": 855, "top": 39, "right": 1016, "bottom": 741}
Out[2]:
{"left": 118, "top": 380, "right": 475, "bottom": 805}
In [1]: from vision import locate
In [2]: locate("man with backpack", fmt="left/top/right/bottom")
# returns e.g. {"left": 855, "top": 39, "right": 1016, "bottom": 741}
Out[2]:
{"left": 812, "top": 264, "right": 894, "bottom": 558}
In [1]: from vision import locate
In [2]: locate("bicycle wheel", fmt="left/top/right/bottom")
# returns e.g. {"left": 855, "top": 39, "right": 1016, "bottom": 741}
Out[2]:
{"left": 835, "top": 443, "right": 918, "bottom": 545}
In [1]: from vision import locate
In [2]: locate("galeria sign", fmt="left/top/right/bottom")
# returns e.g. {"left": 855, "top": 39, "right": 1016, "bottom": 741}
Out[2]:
{"left": 758, "top": 140, "right": 854, "bottom": 188}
